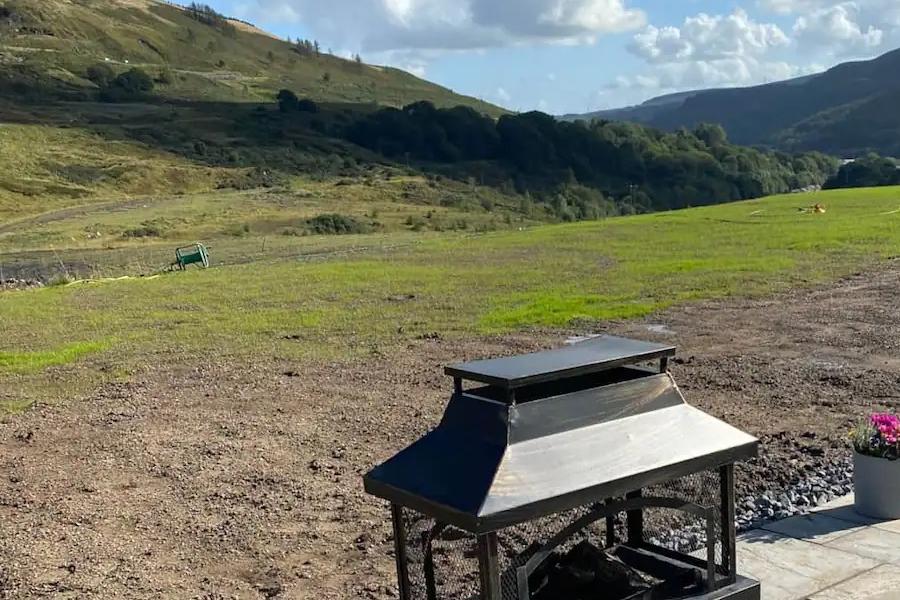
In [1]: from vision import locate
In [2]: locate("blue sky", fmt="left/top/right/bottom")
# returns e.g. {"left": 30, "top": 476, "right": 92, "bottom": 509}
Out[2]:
{"left": 205, "top": 0, "right": 899, "bottom": 114}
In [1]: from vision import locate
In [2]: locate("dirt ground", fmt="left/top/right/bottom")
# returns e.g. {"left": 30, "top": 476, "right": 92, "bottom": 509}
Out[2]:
{"left": 2, "top": 262, "right": 899, "bottom": 599}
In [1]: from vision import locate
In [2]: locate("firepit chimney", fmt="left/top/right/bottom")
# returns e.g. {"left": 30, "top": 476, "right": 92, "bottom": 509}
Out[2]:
{"left": 364, "top": 335, "right": 761, "bottom": 600}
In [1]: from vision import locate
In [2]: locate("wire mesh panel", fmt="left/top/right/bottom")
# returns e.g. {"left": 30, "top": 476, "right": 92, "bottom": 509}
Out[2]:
{"left": 398, "top": 507, "right": 480, "bottom": 600}
{"left": 643, "top": 469, "right": 724, "bottom": 568}
{"left": 495, "top": 505, "right": 611, "bottom": 600}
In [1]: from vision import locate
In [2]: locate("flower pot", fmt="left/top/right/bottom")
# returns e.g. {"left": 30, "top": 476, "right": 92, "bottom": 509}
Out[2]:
{"left": 854, "top": 452, "right": 900, "bottom": 519}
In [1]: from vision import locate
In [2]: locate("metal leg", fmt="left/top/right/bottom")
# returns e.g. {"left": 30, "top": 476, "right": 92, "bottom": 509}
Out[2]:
{"left": 423, "top": 529, "right": 438, "bottom": 600}
{"left": 706, "top": 510, "right": 717, "bottom": 592}
{"left": 625, "top": 490, "right": 644, "bottom": 546}
{"left": 720, "top": 465, "right": 737, "bottom": 584}
{"left": 660, "top": 356, "right": 669, "bottom": 373}
{"left": 390, "top": 504, "right": 412, "bottom": 600}
{"left": 477, "top": 533, "right": 502, "bottom": 600}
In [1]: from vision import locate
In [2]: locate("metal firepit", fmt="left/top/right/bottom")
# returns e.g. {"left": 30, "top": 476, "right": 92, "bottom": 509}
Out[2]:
{"left": 364, "top": 336, "right": 761, "bottom": 600}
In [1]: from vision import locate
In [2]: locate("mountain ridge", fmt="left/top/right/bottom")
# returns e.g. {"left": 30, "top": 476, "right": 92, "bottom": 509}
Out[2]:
{"left": 562, "top": 48, "right": 900, "bottom": 157}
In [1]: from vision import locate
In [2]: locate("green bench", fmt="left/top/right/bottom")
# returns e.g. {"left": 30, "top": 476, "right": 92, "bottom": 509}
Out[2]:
{"left": 174, "top": 243, "right": 210, "bottom": 270}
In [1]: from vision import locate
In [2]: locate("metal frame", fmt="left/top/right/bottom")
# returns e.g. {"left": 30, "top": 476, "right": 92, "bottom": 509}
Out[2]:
{"left": 720, "top": 465, "right": 737, "bottom": 584}
{"left": 390, "top": 504, "right": 412, "bottom": 600}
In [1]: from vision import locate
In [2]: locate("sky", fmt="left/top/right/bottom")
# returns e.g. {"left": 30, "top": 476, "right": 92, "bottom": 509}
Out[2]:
{"left": 204, "top": 0, "right": 900, "bottom": 114}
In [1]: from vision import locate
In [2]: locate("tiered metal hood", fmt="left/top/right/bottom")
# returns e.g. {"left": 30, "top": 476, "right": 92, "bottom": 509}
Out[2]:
{"left": 364, "top": 336, "right": 758, "bottom": 534}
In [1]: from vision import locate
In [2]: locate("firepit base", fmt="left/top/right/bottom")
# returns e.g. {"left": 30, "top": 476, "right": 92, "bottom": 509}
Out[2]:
{"left": 688, "top": 575, "right": 759, "bottom": 600}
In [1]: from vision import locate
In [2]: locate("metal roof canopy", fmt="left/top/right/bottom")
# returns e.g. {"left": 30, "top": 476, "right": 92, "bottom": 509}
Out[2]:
{"left": 364, "top": 337, "right": 758, "bottom": 534}
{"left": 445, "top": 335, "right": 676, "bottom": 390}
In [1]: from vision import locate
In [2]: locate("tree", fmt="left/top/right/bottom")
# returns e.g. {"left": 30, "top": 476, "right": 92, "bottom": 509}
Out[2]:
{"left": 98, "top": 68, "right": 155, "bottom": 101}
{"left": 694, "top": 123, "right": 727, "bottom": 148}
{"left": 116, "top": 68, "right": 154, "bottom": 93}
{"left": 276, "top": 89, "right": 299, "bottom": 112}
{"left": 86, "top": 64, "right": 115, "bottom": 87}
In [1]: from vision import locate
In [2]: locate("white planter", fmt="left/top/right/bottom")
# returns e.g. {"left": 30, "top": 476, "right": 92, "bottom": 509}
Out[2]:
{"left": 854, "top": 452, "right": 900, "bottom": 519}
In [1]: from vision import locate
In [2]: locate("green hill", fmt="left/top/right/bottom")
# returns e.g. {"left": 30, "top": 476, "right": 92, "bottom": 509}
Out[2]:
{"left": 0, "top": 0, "right": 837, "bottom": 235}
{"left": 565, "top": 48, "right": 900, "bottom": 157}
{"left": 0, "top": 0, "right": 502, "bottom": 112}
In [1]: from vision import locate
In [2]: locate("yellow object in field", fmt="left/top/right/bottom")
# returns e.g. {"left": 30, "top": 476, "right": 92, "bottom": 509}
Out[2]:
{"left": 799, "top": 204, "right": 826, "bottom": 214}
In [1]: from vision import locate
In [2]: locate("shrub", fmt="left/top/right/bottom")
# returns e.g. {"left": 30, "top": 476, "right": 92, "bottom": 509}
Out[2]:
{"left": 99, "top": 68, "right": 155, "bottom": 101}
{"left": 122, "top": 223, "right": 163, "bottom": 238}
{"left": 306, "top": 213, "right": 370, "bottom": 235}
{"left": 297, "top": 98, "right": 319, "bottom": 113}
{"left": 277, "top": 89, "right": 299, "bottom": 112}
{"left": 86, "top": 64, "right": 115, "bottom": 87}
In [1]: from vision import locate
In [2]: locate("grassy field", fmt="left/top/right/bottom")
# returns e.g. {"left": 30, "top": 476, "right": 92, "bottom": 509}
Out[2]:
{"left": 2, "top": 185, "right": 900, "bottom": 412}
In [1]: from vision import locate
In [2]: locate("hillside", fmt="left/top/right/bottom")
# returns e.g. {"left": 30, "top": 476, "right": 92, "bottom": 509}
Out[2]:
{"left": 0, "top": 0, "right": 502, "bottom": 113}
{"left": 563, "top": 49, "right": 900, "bottom": 157}
{"left": 0, "top": 0, "right": 838, "bottom": 235}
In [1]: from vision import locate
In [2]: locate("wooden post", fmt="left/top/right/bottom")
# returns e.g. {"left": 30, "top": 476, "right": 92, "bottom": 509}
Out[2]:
{"left": 477, "top": 533, "right": 502, "bottom": 600}
{"left": 720, "top": 464, "right": 738, "bottom": 584}
{"left": 391, "top": 504, "right": 412, "bottom": 600}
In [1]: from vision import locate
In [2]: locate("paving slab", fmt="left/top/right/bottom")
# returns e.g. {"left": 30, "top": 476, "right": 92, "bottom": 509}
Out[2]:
{"left": 735, "top": 530, "right": 879, "bottom": 600}
{"left": 760, "top": 513, "right": 864, "bottom": 544}
{"left": 824, "top": 526, "right": 900, "bottom": 563}
{"left": 808, "top": 564, "right": 900, "bottom": 600}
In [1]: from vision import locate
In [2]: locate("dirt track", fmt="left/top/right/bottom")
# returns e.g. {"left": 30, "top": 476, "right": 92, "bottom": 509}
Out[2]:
{"left": 2, "top": 262, "right": 899, "bottom": 599}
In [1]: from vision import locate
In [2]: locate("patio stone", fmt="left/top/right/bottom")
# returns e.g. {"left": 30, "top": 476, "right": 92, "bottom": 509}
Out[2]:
{"left": 824, "top": 527, "right": 900, "bottom": 563}
{"left": 735, "top": 529, "right": 879, "bottom": 600}
{"left": 760, "top": 513, "right": 863, "bottom": 544}
{"left": 807, "top": 563, "right": 900, "bottom": 599}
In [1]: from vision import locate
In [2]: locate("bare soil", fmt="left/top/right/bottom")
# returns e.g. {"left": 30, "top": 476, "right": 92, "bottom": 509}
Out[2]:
{"left": 2, "top": 262, "right": 899, "bottom": 599}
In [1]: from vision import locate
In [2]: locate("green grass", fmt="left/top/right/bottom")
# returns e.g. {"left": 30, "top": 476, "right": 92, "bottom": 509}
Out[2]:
{"left": 3, "top": 186, "right": 900, "bottom": 411}
{"left": 0, "top": 340, "right": 109, "bottom": 374}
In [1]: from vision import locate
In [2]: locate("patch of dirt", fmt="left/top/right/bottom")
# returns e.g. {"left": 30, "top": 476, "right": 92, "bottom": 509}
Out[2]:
{"left": 2, "top": 263, "right": 900, "bottom": 597}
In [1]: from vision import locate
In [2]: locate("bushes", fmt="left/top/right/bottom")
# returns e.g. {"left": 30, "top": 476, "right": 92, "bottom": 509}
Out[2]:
{"left": 122, "top": 222, "right": 163, "bottom": 238}
{"left": 306, "top": 213, "right": 371, "bottom": 235}
{"left": 98, "top": 68, "right": 155, "bottom": 102}
{"left": 86, "top": 64, "right": 114, "bottom": 87}
{"left": 276, "top": 89, "right": 318, "bottom": 113}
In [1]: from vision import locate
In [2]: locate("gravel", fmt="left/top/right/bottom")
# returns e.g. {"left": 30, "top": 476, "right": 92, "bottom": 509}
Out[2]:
{"left": 650, "top": 456, "right": 854, "bottom": 554}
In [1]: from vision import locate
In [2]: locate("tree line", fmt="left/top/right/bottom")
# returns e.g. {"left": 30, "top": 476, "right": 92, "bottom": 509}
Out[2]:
{"left": 342, "top": 101, "right": 839, "bottom": 212}
{"left": 185, "top": 3, "right": 236, "bottom": 37}
{"left": 824, "top": 154, "right": 900, "bottom": 189}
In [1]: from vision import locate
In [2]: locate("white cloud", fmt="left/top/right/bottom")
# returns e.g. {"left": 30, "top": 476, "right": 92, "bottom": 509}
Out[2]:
{"left": 613, "top": 58, "right": 820, "bottom": 94}
{"left": 793, "top": 4, "right": 885, "bottom": 55}
{"left": 237, "top": 0, "right": 645, "bottom": 52}
{"left": 759, "top": 0, "right": 900, "bottom": 54}
{"left": 622, "top": 9, "right": 801, "bottom": 97}
{"left": 629, "top": 9, "right": 788, "bottom": 64}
